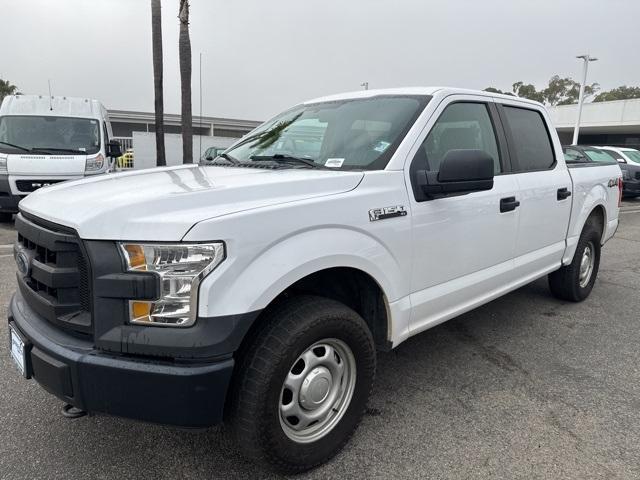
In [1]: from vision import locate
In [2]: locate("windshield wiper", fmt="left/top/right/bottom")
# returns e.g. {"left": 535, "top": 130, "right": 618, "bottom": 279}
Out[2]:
{"left": 250, "top": 154, "right": 328, "bottom": 169}
{"left": 0, "top": 141, "right": 30, "bottom": 152}
{"left": 214, "top": 152, "right": 241, "bottom": 165}
{"left": 31, "top": 147, "right": 87, "bottom": 155}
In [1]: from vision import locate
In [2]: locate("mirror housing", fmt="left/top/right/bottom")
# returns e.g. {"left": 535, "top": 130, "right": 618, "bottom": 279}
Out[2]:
{"left": 106, "top": 140, "right": 123, "bottom": 158}
{"left": 617, "top": 158, "right": 627, "bottom": 164}
{"left": 416, "top": 149, "right": 494, "bottom": 197}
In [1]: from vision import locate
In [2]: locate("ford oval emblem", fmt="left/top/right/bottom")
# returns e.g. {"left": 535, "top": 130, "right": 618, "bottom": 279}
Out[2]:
{"left": 14, "top": 247, "right": 32, "bottom": 276}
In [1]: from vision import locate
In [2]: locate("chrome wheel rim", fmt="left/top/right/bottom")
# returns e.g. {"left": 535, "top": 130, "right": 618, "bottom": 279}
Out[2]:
{"left": 579, "top": 241, "right": 595, "bottom": 288}
{"left": 279, "top": 338, "right": 357, "bottom": 444}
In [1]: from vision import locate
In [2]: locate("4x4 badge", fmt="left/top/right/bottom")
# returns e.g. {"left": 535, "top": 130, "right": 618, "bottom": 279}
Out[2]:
{"left": 369, "top": 205, "right": 407, "bottom": 222}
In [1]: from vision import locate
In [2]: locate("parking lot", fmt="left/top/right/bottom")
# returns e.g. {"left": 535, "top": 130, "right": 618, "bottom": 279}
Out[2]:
{"left": 0, "top": 201, "right": 639, "bottom": 480}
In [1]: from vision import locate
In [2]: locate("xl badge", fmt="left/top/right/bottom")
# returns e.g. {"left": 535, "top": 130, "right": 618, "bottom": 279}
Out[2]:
{"left": 14, "top": 245, "right": 33, "bottom": 276}
{"left": 369, "top": 205, "right": 407, "bottom": 222}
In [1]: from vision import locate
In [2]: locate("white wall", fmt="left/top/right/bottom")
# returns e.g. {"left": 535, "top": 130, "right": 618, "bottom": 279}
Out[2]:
{"left": 132, "top": 132, "right": 238, "bottom": 169}
{"left": 548, "top": 98, "right": 640, "bottom": 131}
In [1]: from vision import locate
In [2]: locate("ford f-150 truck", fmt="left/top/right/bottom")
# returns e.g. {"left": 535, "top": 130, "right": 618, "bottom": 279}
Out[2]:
{"left": 7, "top": 87, "right": 622, "bottom": 473}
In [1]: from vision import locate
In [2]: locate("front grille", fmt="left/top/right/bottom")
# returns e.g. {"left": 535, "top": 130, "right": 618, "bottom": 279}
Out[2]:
{"left": 15, "top": 179, "right": 63, "bottom": 193}
{"left": 15, "top": 213, "right": 92, "bottom": 337}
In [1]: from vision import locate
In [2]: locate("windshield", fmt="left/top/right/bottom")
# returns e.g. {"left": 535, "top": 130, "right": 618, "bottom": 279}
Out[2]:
{"left": 0, "top": 115, "right": 101, "bottom": 154}
{"left": 224, "top": 95, "right": 430, "bottom": 170}
{"left": 623, "top": 150, "right": 640, "bottom": 164}
{"left": 583, "top": 148, "right": 617, "bottom": 164}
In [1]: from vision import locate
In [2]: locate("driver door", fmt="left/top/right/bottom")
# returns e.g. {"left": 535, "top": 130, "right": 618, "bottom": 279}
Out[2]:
{"left": 407, "top": 95, "right": 520, "bottom": 334}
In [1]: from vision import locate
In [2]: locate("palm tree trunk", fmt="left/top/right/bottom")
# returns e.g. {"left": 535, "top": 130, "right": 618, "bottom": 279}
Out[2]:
{"left": 179, "top": 0, "right": 193, "bottom": 164}
{"left": 151, "top": 0, "right": 166, "bottom": 166}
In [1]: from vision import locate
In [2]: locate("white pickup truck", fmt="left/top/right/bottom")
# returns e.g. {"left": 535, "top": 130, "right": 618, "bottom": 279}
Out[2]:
{"left": 8, "top": 88, "right": 622, "bottom": 473}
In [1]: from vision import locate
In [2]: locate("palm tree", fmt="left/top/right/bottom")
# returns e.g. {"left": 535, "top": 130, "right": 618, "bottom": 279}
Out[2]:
{"left": 151, "top": 0, "right": 166, "bottom": 166}
{"left": 178, "top": 0, "right": 193, "bottom": 164}
{"left": 0, "top": 79, "right": 19, "bottom": 104}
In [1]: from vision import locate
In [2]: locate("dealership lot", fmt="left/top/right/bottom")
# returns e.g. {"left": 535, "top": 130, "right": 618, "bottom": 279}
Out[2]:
{"left": 1, "top": 202, "right": 639, "bottom": 479}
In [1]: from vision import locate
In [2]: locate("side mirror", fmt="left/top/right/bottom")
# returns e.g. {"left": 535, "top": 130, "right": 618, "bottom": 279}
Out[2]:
{"left": 107, "top": 140, "right": 123, "bottom": 158}
{"left": 618, "top": 158, "right": 627, "bottom": 164}
{"left": 205, "top": 156, "right": 214, "bottom": 161}
{"left": 416, "top": 149, "right": 494, "bottom": 197}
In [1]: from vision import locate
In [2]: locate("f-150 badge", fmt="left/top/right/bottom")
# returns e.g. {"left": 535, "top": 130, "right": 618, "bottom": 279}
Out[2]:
{"left": 369, "top": 205, "right": 407, "bottom": 222}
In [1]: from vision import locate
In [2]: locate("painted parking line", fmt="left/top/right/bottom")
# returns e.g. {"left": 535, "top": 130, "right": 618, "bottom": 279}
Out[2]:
{"left": 620, "top": 208, "right": 640, "bottom": 214}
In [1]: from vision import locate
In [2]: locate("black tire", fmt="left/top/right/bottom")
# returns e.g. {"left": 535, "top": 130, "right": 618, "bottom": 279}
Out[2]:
{"left": 548, "top": 219, "right": 601, "bottom": 302}
{"left": 0, "top": 212, "right": 13, "bottom": 223}
{"left": 227, "top": 295, "right": 376, "bottom": 474}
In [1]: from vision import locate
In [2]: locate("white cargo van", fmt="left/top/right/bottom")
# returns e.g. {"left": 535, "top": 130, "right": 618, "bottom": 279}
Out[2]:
{"left": 0, "top": 95, "right": 122, "bottom": 222}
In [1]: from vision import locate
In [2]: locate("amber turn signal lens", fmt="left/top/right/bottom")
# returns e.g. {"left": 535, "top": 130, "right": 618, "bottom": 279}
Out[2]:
{"left": 131, "top": 301, "right": 151, "bottom": 320}
{"left": 124, "top": 244, "right": 147, "bottom": 270}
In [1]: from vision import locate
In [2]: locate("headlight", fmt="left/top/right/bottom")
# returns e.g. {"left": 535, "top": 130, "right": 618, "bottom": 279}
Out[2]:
{"left": 119, "top": 242, "right": 225, "bottom": 327}
{"left": 0, "top": 156, "right": 7, "bottom": 174}
{"left": 85, "top": 153, "right": 105, "bottom": 172}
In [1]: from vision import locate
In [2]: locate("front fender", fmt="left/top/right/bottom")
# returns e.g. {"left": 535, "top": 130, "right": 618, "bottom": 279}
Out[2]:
{"left": 196, "top": 226, "right": 405, "bottom": 318}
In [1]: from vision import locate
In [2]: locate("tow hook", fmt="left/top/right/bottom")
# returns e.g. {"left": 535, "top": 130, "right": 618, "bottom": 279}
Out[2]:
{"left": 61, "top": 403, "right": 87, "bottom": 419}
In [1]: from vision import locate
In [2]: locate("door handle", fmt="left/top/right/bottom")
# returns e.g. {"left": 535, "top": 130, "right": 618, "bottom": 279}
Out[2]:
{"left": 557, "top": 187, "right": 572, "bottom": 200}
{"left": 500, "top": 196, "right": 520, "bottom": 213}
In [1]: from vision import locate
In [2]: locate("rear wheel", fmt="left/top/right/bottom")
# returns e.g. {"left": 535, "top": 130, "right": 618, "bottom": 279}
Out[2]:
{"left": 0, "top": 212, "right": 13, "bottom": 223}
{"left": 548, "top": 219, "right": 601, "bottom": 302}
{"left": 227, "top": 295, "right": 376, "bottom": 474}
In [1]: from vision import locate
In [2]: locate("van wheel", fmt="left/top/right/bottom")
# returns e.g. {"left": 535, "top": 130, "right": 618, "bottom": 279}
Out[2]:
{"left": 0, "top": 212, "right": 13, "bottom": 223}
{"left": 548, "top": 219, "right": 601, "bottom": 302}
{"left": 227, "top": 295, "right": 376, "bottom": 474}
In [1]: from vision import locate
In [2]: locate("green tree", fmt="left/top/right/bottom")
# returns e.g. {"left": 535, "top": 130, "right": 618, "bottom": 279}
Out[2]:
{"left": 594, "top": 86, "right": 640, "bottom": 102}
{"left": 0, "top": 79, "right": 19, "bottom": 104}
{"left": 542, "top": 75, "right": 599, "bottom": 106}
{"left": 512, "top": 81, "right": 546, "bottom": 103}
{"left": 483, "top": 87, "right": 514, "bottom": 96}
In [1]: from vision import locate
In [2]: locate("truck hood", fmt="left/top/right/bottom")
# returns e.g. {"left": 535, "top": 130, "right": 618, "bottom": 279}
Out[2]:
{"left": 19, "top": 165, "right": 364, "bottom": 240}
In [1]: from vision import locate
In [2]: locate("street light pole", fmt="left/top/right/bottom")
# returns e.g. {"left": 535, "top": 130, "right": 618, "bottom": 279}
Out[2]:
{"left": 572, "top": 54, "right": 598, "bottom": 145}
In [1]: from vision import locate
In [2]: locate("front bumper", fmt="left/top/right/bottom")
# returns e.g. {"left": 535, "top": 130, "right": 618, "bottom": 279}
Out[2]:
{"left": 0, "top": 174, "right": 21, "bottom": 213}
{"left": 8, "top": 291, "right": 235, "bottom": 428}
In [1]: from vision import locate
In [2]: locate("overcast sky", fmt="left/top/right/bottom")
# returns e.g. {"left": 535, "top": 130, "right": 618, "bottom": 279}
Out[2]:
{"left": 2, "top": 0, "right": 639, "bottom": 121}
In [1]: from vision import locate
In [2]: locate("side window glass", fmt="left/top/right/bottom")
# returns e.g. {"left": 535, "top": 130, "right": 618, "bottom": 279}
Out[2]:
{"left": 503, "top": 106, "right": 555, "bottom": 171}
{"left": 415, "top": 102, "right": 501, "bottom": 174}
{"left": 103, "top": 122, "right": 109, "bottom": 146}
{"left": 563, "top": 148, "right": 585, "bottom": 163}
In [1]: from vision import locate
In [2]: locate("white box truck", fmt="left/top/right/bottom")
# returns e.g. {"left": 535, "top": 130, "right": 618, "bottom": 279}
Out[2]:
{"left": 0, "top": 94, "right": 122, "bottom": 222}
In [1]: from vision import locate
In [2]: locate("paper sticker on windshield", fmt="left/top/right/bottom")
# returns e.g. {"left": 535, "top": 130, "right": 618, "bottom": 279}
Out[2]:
{"left": 373, "top": 141, "right": 391, "bottom": 153}
{"left": 325, "top": 158, "right": 344, "bottom": 168}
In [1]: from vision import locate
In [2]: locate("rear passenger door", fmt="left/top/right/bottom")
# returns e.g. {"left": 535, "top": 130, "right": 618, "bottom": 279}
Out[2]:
{"left": 496, "top": 102, "right": 572, "bottom": 275}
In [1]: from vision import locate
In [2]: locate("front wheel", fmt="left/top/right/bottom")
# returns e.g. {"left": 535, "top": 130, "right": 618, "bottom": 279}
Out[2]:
{"left": 548, "top": 219, "right": 601, "bottom": 302}
{"left": 227, "top": 295, "right": 376, "bottom": 474}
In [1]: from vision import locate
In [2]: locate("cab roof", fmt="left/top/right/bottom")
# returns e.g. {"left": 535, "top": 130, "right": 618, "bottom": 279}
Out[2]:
{"left": 0, "top": 94, "right": 105, "bottom": 119}
{"left": 304, "top": 86, "right": 544, "bottom": 108}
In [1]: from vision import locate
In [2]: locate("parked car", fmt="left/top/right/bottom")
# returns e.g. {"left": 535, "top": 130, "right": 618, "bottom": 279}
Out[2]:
{"left": 199, "top": 146, "right": 227, "bottom": 165}
{"left": 8, "top": 87, "right": 622, "bottom": 473}
{"left": 0, "top": 95, "right": 122, "bottom": 222}
{"left": 593, "top": 146, "right": 640, "bottom": 198}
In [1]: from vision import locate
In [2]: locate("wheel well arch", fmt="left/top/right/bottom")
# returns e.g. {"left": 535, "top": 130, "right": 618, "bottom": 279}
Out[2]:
{"left": 235, "top": 267, "right": 390, "bottom": 357}
{"left": 586, "top": 204, "right": 606, "bottom": 240}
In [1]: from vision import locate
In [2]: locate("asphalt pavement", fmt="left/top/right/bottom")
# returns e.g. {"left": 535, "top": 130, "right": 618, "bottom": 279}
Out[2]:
{"left": 1, "top": 201, "right": 639, "bottom": 479}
